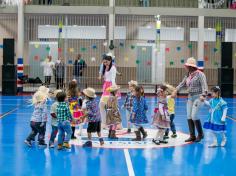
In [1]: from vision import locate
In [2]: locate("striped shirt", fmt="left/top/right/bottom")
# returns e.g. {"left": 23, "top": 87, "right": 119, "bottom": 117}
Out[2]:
{"left": 56, "top": 102, "right": 72, "bottom": 122}
{"left": 176, "top": 70, "right": 208, "bottom": 96}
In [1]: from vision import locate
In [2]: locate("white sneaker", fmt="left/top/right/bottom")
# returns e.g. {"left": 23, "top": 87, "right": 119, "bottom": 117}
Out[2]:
{"left": 220, "top": 139, "right": 227, "bottom": 147}
{"left": 49, "top": 143, "right": 54, "bottom": 148}
{"left": 208, "top": 140, "right": 218, "bottom": 148}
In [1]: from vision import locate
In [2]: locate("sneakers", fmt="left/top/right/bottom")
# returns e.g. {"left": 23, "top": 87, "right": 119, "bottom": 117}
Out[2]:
{"left": 63, "top": 142, "right": 71, "bottom": 149}
{"left": 83, "top": 141, "right": 92, "bottom": 147}
{"left": 159, "top": 140, "right": 168, "bottom": 144}
{"left": 49, "top": 143, "right": 54, "bottom": 148}
{"left": 24, "top": 140, "right": 32, "bottom": 147}
{"left": 163, "top": 135, "right": 169, "bottom": 140}
{"left": 220, "top": 139, "right": 227, "bottom": 147}
{"left": 58, "top": 144, "right": 63, "bottom": 150}
{"left": 171, "top": 133, "right": 177, "bottom": 138}
{"left": 152, "top": 139, "right": 160, "bottom": 145}
{"left": 38, "top": 142, "right": 47, "bottom": 147}
{"left": 71, "top": 136, "right": 77, "bottom": 140}
{"left": 127, "top": 129, "right": 131, "bottom": 133}
{"left": 99, "top": 138, "right": 104, "bottom": 146}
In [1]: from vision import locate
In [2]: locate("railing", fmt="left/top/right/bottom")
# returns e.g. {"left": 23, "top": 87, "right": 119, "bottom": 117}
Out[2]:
{"left": 28, "top": 0, "right": 109, "bottom": 6}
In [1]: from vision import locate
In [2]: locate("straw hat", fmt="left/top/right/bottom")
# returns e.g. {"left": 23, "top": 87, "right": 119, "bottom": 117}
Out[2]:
{"left": 106, "top": 85, "right": 120, "bottom": 92}
{"left": 32, "top": 91, "right": 48, "bottom": 104}
{"left": 53, "top": 89, "right": 62, "bottom": 97}
{"left": 128, "top": 80, "right": 138, "bottom": 87}
{"left": 38, "top": 85, "right": 49, "bottom": 94}
{"left": 184, "top": 57, "right": 197, "bottom": 68}
{"left": 83, "top": 87, "right": 97, "bottom": 98}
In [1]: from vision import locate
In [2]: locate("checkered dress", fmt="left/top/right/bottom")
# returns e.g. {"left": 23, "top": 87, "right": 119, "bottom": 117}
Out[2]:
{"left": 56, "top": 102, "right": 72, "bottom": 122}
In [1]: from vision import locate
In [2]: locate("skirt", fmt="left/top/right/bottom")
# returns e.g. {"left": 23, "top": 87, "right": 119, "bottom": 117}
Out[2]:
{"left": 102, "top": 81, "right": 121, "bottom": 99}
{"left": 203, "top": 122, "right": 226, "bottom": 132}
{"left": 106, "top": 110, "right": 122, "bottom": 126}
{"left": 152, "top": 113, "right": 170, "bottom": 129}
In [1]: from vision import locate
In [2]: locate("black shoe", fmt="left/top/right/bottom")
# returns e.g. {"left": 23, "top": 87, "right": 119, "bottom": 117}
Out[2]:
{"left": 171, "top": 133, "right": 177, "bottom": 138}
{"left": 163, "top": 135, "right": 169, "bottom": 140}
{"left": 99, "top": 138, "right": 104, "bottom": 146}
{"left": 24, "top": 140, "right": 32, "bottom": 147}
{"left": 185, "top": 136, "right": 196, "bottom": 142}
{"left": 82, "top": 141, "right": 92, "bottom": 147}
{"left": 38, "top": 142, "right": 47, "bottom": 147}
{"left": 159, "top": 140, "right": 168, "bottom": 144}
{"left": 127, "top": 129, "right": 131, "bottom": 133}
{"left": 71, "top": 136, "right": 77, "bottom": 140}
{"left": 185, "top": 119, "right": 196, "bottom": 143}
{"left": 139, "top": 127, "right": 147, "bottom": 139}
{"left": 132, "top": 131, "right": 142, "bottom": 141}
{"left": 194, "top": 120, "right": 204, "bottom": 142}
{"left": 152, "top": 139, "right": 160, "bottom": 145}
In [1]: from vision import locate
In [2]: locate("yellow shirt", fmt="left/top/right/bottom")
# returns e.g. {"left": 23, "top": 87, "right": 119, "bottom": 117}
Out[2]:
{"left": 167, "top": 96, "right": 175, "bottom": 114}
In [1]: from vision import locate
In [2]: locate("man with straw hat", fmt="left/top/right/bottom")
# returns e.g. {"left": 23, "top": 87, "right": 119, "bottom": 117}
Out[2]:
{"left": 173, "top": 57, "right": 208, "bottom": 143}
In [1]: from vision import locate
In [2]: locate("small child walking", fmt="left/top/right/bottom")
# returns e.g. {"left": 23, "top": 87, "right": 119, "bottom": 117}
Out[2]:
{"left": 152, "top": 85, "right": 171, "bottom": 145}
{"left": 56, "top": 91, "right": 73, "bottom": 150}
{"left": 105, "top": 85, "right": 122, "bottom": 139}
{"left": 81, "top": 88, "right": 104, "bottom": 147}
{"left": 67, "top": 80, "right": 83, "bottom": 139}
{"left": 24, "top": 90, "right": 48, "bottom": 147}
{"left": 130, "top": 86, "right": 148, "bottom": 141}
{"left": 123, "top": 80, "right": 138, "bottom": 133}
{"left": 164, "top": 84, "right": 177, "bottom": 139}
{"left": 49, "top": 89, "right": 62, "bottom": 148}
{"left": 203, "top": 86, "right": 228, "bottom": 147}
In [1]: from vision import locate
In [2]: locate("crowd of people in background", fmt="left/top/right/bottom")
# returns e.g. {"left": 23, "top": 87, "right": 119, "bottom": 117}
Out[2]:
{"left": 25, "top": 55, "right": 228, "bottom": 150}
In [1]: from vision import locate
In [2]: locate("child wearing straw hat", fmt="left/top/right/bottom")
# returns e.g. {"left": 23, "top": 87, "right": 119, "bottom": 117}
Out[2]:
{"left": 105, "top": 85, "right": 122, "bottom": 139}
{"left": 81, "top": 88, "right": 104, "bottom": 147}
{"left": 24, "top": 90, "right": 48, "bottom": 147}
{"left": 123, "top": 80, "right": 138, "bottom": 133}
{"left": 49, "top": 89, "right": 62, "bottom": 148}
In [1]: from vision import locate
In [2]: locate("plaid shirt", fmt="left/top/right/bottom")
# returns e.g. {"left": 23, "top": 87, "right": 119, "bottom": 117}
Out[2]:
{"left": 56, "top": 102, "right": 72, "bottom": 122}
{"left": 124, "top": 92, "right": 134, "bottom": 111}
{"left": 177, "top": 70, "right": 208, "bottom": 96}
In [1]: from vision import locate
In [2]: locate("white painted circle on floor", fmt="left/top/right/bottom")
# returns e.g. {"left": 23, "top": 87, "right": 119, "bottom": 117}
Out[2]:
{"left": 69, "top": 129, "right": 191, "bottom": 149}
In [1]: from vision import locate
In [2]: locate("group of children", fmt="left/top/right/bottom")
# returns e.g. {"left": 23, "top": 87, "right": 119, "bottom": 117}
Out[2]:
{"left": 24, "top": 79, "right": 228, "bottom": 149}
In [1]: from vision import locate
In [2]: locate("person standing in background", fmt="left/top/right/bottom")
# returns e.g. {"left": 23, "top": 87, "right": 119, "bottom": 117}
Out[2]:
{"left": 73, "top": 54, "right": 87, "bottom": 89}
{"left": 41, "top": 56, "right": 55, "bottom": 87}
{"left": 55, "top": 57, "right": 65, "bottom": 89}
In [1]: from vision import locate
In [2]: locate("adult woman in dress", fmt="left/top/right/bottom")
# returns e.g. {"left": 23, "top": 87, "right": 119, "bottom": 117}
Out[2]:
{"left": 99, "top": 55, "right": 117, "bottom": 128}
{"left": 173, "top": 57, "right": 208, "bottom": 142}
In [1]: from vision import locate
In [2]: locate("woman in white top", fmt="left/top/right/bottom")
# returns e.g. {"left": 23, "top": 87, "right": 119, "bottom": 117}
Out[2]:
{"left": 41, "top": 56, "right": 55, "bottom": 87}
{"left": 99, "top": 55, "right": 118, "bottom": 128}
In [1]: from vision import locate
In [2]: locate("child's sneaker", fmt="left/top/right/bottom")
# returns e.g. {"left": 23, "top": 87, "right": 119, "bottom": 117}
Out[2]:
{"left": 152, "top": 139, "right": 160, "bottom": 145}
{"left": 163, "top": 135, "right": 169, "bottom": 140}
{"left": 24, "top": 140, "right": 32, "bottom": 147}
{"left": 99, "top": 138, "right": 104, "bottom": 146}
{"left": 58, "top": 144, "right": 63, "bottom": 150}
{"left": 159, "top": 140, "right": 168, "bottom": 144}
{"left": 82, "top": 141, "right": 92, "bottom": 147}
{"left": 220, "top": 139, "right": 227, "bottom": 147}
{"left": 38, "top": 142, "right": 47, "bottom": 147}
{"left": 63, "top": 142, "right": 71, "bottom": 149}
{"left": 127, "top": 129, "right": 131, "bottom": 133}
{"left": 171, "top": 133, "right": 177, "bottom": 138}
{"left": 71, "top": 136, "right": 77, "bottom": 140}
{"left": 49, "top": 143, "right": 54, "bottom": 148}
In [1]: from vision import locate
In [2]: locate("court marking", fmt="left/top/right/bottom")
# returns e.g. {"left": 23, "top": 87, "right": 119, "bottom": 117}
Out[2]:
{"left": 124, "top": 149, "right": 135, "bottom": 176}
{"left": 0, "top": 107, "right": 19, "bottom": 119}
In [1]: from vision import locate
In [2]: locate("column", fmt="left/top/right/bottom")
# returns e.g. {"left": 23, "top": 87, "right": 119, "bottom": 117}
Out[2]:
{"left": 17, "top": 0, "right": 24, "bottom": 92}
{"left": 108, "top": 0, "right": 115, "bottom": 55}
{"left": 198, "top": 1, "right": 205, "bottom": 70}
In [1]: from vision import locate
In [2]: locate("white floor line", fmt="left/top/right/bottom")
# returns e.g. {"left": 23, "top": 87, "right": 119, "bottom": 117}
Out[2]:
{"left": 124, "top": 149, "right": 135, "bottom": 176}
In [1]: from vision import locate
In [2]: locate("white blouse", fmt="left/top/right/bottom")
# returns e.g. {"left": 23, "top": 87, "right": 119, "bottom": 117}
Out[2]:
{"left": 104, "top": 66, "right": 117, "bottom": 85}
{"left": 41, "top": 61, "right": 55, "bottom": 76}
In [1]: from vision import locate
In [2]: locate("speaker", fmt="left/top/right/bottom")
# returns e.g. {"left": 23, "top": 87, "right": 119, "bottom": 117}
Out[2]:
{"left": 2, "top": 65, "right": 17, "bottom": 95}
{"left": 218, "top": 68, "right": 234, "bottom": 84}
{"left": 3, "top": 39, "right": 15, "bottom": 65}
{"left": 220, "top": 84, "right": 234, "bottom": 98}
{"left": 221, "top": 42, "right": 232, "bottom": 68}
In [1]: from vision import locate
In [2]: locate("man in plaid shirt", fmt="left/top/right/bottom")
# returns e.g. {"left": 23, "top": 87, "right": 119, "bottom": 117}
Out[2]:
{"left": 56, "top": 91, "right": 72, "bottom": 150}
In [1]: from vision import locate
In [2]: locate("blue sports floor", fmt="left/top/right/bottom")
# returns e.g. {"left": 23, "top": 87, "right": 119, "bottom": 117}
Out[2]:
{"left": 0, "top": 96, "right": 236, "bottom": 176}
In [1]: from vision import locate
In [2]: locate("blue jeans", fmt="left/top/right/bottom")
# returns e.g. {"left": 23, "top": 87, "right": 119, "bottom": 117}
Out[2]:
{"left": 58, "top": 121, "right": 72, "bottom": 145}
{"left": 165, "top": 114, "right": 176, "bottom": 135}
{"left": 49, "top": 125, "right": 58, "bottom": 144}
{"left": 187, "top": 95, "right": 203, "bottom": 120}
